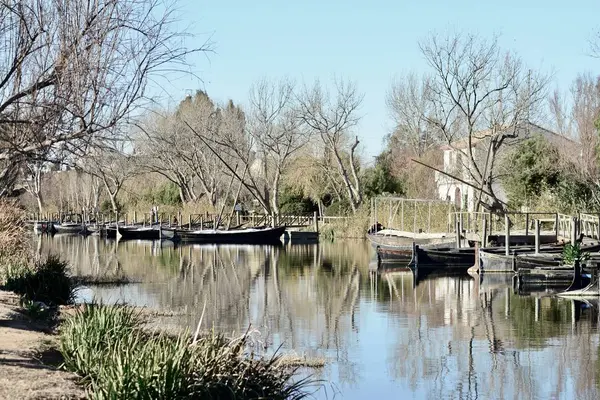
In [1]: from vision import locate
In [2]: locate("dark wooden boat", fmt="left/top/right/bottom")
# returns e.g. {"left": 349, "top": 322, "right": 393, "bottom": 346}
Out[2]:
{"left": 414, "top": 245, "right": 476, "bottom": 266}
{"left": 162, "top": 226, "right": 286, "bottom": 245}
{"left": 33, "top": 221, "right": 56, "bottom": 234}
{"left": 516, "top": 243, "right": 600, "bottom": 270}
{"left": 116, "top": 226, "right": 161, "bottom": 241}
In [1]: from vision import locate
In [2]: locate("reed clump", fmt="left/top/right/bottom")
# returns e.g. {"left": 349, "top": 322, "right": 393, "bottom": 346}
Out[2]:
{"left": 3, "top": 255, "right": 76, "bottom": 306}
{"left": 59, "top": 303, "right": 315, "bottom": 399}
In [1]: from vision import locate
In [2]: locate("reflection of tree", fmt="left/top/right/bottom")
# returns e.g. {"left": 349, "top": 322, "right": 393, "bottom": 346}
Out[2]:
{"left": 36, "top": 236, "right": 600, "bottom": 398}
{"left": 379, "top": 271, "right": 600, "bottom": 399}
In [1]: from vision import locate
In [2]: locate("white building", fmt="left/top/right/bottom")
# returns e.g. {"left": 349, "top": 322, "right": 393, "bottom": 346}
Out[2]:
{"left": 434, "top": 122, "right": 578, "bottom": 211}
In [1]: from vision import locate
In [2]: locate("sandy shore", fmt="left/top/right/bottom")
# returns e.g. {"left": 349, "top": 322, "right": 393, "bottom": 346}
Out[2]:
{"left": 0, "top": 291, "right": 85, "bottom": 400}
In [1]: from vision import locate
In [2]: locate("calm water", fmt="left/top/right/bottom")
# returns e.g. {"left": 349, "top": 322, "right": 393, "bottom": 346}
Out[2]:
{"left": 36, "top": 235, "right": 600, "bottom": 400}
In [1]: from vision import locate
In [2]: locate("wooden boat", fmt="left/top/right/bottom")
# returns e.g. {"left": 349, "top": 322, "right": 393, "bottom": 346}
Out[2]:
{"left": 33, "top": 221, "right": 55, "bottom": 234}
{"left": 414, "top": 245, "right": 476, "bottom": 266}
{"left": 377, "top": 242, "right": 475, "bottom": 269}
{"left": 368, "top": 229, "right": 456, "bottom": 250}
{"left": 478, "top": 243, "right": 569, "bottom": 272}
{"left": 162, "top": 226, "right": 286, "bottom": 245}
{"left": 53, "top": 222, "right": 88, "bottom": 235}
{"left": 116, "top": 225, "right": 161, "bottom": 241}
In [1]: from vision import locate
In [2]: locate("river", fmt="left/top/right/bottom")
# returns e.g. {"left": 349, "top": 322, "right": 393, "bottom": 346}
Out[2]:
{"left": 36, "top": 235, "right": 600, "bottom": 399}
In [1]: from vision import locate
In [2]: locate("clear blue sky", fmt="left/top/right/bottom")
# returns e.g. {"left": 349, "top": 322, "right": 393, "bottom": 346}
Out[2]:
{"left": 159, "top": 0, "right": 600, "bottom": 160}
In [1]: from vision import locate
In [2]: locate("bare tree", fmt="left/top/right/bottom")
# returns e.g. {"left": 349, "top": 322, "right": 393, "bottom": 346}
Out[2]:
{"left": 193, "top": 79, "right": 308, "bottom": 215}
{"left": 0, "top": 0, "right": 207, "bottom": 194}
{"left": 570, "top": 73, "right": 600, "bottom": 180}
{"left": 82, "top": 139, "right": 138, "bottom": 214}
{"left": 297, "top": 79, "right": 364, "bottom": 213}
{"left": 136, "top": 112, "right": 199, "bottom": 204}
{"left": 386, "top": 73, "right": 438, "bottom": 157}
{"left": 418, "top": 32, "right": 548, "bottom": 211}
{"left": 547, "top": 89, "right": 573, "bottom": 137}
{"left": 22, "top": 159, "right": 46, "bottom": 214}
{"left": 176, "top": 91, "right": 226, "bottom": 207}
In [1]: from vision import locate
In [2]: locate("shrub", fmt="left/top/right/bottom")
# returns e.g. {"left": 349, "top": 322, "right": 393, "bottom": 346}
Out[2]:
{"left": 0, "top": 199, "right": 28, "bottom": 265}
{"left": 4, "top": 255, "right": 76, "bottom": 306}
{"left": 59, "top": 303, "right": 314, "bottom": 399}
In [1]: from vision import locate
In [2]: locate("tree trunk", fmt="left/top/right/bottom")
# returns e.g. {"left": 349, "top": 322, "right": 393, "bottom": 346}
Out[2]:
{"left": 331, "top": 148, "right": 359, "bottom": 212}
{"left": 271, "top": 169, "right": 281, "bottom": 216}
{"left": 36, "top": 192, "right": 44, "bottom": 214}
{"left": 109, "top": 193, "right": 118, "bottom": 214}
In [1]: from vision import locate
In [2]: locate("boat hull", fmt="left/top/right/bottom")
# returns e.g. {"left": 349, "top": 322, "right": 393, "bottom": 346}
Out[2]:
{"left": 415, "top": 246, "right": 476, "bottom": 266}
{"left": 163, "top": 226, "right": 286, "bottom": 245}
{"left": 53, "top": 223, "right": 88, "bottom": 235}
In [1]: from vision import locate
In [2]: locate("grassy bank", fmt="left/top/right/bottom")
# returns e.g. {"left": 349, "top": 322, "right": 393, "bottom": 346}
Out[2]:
{"left": 320, "top": 206, "right": 371, "bottom": 240}
{"left": 59, "top": 304, "right": 315, "bottom": 399}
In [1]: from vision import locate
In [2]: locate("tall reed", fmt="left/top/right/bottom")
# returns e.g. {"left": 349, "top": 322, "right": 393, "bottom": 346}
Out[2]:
{"left": 59, "top": 303, "right": 315, "bottom": 399}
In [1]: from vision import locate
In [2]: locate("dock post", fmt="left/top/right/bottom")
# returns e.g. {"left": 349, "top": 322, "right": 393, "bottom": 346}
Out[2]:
{"left": 178, "top": 211, "right": 182, "bottom": 227}
{"left": 555, "top": 213, "right": 559, "bottom": 240}
{"left": 168, "top": 215, "right": 172, "bottom": 228}
{"left": 401, "top": 199, "right": 404, "bottom": 231}
{"left": 482, "top": 214, "right": 488, "bottom": 247}
{"left": 427, "top": 201, "right": 431, "bottom": 233}
{"left": 133, "top": 211, "right": 137, "bottom": 224}
{"left": 597, "top": 214, "right": 600, "bottom": 240}
{"left": 313, "top": 211, "right": 319, "bottom": 233}
{"left": 505, "top": 214, "right": 510, "bottom": 256}
{"left": 534, "top": 219, "right": 540, "bottom": 255}
{"left": 525, "top": 212, "right": 529, "bottom": 236}
{"left": 200, "top": 216, "right": 204, "bottom": 230}
{"left": 413, "top": 202, "right": 417, "bottom": 234}
{"left": 571, "top": 217, "right": 577, "bottom": 245}
{"left": 455, "top": 219, "right": 461, "bottom": 249}
{"left": 188, "top": 214, "right": 192, "bottom": 229}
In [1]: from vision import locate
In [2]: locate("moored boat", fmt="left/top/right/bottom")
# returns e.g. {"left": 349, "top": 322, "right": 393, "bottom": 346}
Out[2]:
{"left": 368, "top": 228, "right": 456, "bottom": 250}
{"left": 53, "top": 222, "right": 88, "bottom": 235}
{"left": 162, "top": 226, "right": 286, "bottom": 245}
{"left": 116, "top": 225, "right": 161, "bottom": 241}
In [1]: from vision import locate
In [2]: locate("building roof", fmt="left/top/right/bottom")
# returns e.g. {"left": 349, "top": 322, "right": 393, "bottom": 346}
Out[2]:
{"left": 439, "top": 122, "right": 578, "bottom": 151}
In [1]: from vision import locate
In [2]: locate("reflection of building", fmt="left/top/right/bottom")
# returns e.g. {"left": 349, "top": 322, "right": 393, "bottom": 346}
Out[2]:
{"left": 434, "top": 122, "right": 578, "bottom": 211}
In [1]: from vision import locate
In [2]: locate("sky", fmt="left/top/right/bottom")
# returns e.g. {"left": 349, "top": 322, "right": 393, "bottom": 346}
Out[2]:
{"left": 155, "top": 0, "right": 600, "bottom": 161}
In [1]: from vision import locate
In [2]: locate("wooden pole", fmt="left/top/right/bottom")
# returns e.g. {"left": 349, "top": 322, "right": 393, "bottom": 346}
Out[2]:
{"left": 200, "top": 216, "right": 204, "bottom": 230}
{"left": 482, "top": 214, "right": 488, "bottom": 247}
{"left": 133, "top": 210, "right": 137, "bottom": 224}
{"left": 314, "top": 211, "right": 319, "bottom": 233}
{"left": 401, "top": 199, "right": 404, "bottom": 231}
{"left": 525, "top": 212, "right": 529, "bottom": 236}
{"left": 571, "top": 217, "right": 577, "bottom": 245}
{"left": 555, "top": 213, "right": 560, "bottom": 239}
{"left": 427, "top": 201, "right": 431, "bottom": 233}
{"left": 413, "top": 201, "right": 417, "bottom": 234}
{"left": 505, "top": 214, "right": 510, "bottom": 256}
{"left": 534, "top": 219, "right": 540, "bottom": 255}
{"left": 188, "top": 214, "right": 192, "bottom": 230}
{"left": 455, "top": 218, "right": 461, "bottom": 249}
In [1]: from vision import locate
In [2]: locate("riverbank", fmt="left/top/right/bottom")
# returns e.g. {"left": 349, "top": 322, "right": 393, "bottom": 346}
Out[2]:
{"left": 0, "top": 290, "right": 84, "bottom": 399}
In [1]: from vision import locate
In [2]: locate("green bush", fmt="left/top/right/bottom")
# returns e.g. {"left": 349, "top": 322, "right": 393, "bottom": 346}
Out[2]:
{"left": 59, "top": 303, "right": 314, "bottom": 399}
{"left": 279, "top": 186, "right": 317, "bottom": 215}
{"left": 4, "top": 255, "right": 76, "bottom": 306}
{"left": 141, "top": 182, "right": 182, "bottom": 207}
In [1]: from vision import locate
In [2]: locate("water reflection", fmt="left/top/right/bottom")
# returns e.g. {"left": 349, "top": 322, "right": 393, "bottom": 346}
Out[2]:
{"left": 37, "top": 235, "right": 600, "bottom": 399}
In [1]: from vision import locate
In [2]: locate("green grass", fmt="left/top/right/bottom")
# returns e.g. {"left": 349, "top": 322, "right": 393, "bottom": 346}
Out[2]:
{"left": 59, "top": 303, "right": 316, "bottom": 399}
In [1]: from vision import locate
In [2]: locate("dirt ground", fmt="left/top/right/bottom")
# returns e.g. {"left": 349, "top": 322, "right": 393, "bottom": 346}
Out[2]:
{"left": 0, "top": 291, "right": 85, "bottom": 400}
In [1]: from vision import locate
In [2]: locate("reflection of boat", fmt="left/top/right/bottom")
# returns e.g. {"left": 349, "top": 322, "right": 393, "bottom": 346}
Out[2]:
{"left": 378, "top": 263, "right": 473, "bottom": 287}
{"left": 161, "top": 226, "right": 286, "bottom": 245}
{"left": 53, "top": 222, "right": 88, "bottom": 235}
